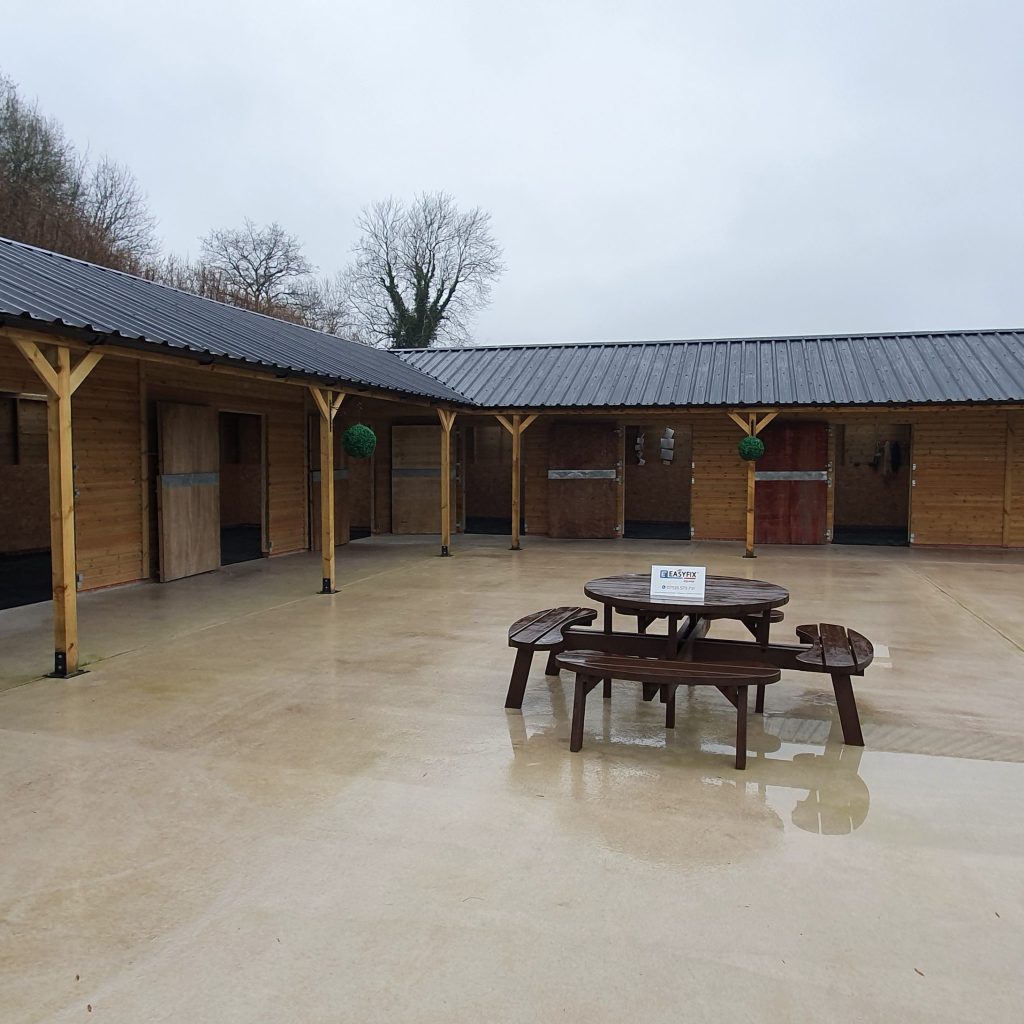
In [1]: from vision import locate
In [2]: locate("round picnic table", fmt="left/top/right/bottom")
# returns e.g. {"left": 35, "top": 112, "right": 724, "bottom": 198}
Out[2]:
{"left": 583, "top": 573, "right": 790, "bottom": 658}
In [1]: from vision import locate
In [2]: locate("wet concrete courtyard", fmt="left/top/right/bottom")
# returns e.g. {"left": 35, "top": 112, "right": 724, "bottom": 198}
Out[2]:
{"left": 1, "top": 536, "right": 1022, "bottom": 1022}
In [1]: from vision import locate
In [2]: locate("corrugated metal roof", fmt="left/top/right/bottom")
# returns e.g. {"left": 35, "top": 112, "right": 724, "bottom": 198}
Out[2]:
{"left": 400, "top": 331, "right": 1024, "bottom": 408}
{"left": 0, "top": 236, "right": 468, "bottom": 403}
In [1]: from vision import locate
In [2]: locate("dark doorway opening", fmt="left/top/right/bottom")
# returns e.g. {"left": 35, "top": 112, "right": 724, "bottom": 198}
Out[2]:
{"left": 0, "top": 393, "right": 51, "bottom": 608}
{"left": 463, "top": 424, "right": 522, "bottom": 536}
{"left": 465, "top": 515, "right": 524, "bottom": 535}
{"left": 623, "top": 423, "right": 692, "bottom": 541}
{"left": 832, "top": 423, "right": 911, "bottom": 547}
{"left": 219, "top": 412, "right": 265, "bottom": 565}
{"left": 0, "top": 550, "right": 50, "bottom": 610}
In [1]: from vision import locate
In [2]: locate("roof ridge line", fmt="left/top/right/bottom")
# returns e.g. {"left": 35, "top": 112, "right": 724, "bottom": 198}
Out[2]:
{"left": 398, "top": 328, "right": 1024, "bottom": 353}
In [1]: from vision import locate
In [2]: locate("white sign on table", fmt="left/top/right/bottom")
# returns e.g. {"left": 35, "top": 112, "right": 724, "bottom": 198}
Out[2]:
{"left": 650, "top": 565, "right": 707, "bottom": 601}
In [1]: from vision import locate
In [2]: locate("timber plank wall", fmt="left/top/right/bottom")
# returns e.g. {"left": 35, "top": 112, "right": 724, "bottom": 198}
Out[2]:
{"left": 1, "top": 339, "right": 309, "bottom": 592}
{"left": 484, "top": 408, "right": 1024, "bottom": 548}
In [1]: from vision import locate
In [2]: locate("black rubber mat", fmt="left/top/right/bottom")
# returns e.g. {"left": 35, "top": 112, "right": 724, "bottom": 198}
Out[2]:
{"left": 0, "top": 550, "right": 51, "bottom": 610}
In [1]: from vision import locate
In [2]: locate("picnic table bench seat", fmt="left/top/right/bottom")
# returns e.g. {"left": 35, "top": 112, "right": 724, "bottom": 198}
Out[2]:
{"left": 755, "top": 622, "right": 873, "bottom": 745}
{"left": 556, "top": 650, "right": 781, "bottom": 769}
{"left": 505, "top": 606, "right": 598, "bottom": 709}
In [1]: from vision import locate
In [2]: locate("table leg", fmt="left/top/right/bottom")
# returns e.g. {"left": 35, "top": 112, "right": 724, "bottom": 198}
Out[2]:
{"left": 570, "top": 674, "right": 600, "bottom": 752}
{"left": 666, "top": 614, "right": 679, "bottom": 659}
{"left": 663, "top": 684, "right": 677, "bottom": 729}
{"left": 831, "top": 673, "right": 865, "bottom": 746}
{"left": 602, "top": 606, "right": 613, "bottom": 697}
{"left": 735, "top": 685, "right": 748, "bottom": 770}
{"left": 755, "top": 611, "right": 771, "bottom": 649}
{"left": 504, "top": 649, "right": 534, "bottom": 709}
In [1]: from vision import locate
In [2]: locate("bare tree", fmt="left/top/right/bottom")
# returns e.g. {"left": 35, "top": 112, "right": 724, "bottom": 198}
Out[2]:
{"left": 0, "top": 73, "right": 85, "bottom": 253}
{"left": 0, "top": 73, "right": 158, "bottom": 271}
{"left": 200, "top": 219, "right": 314, "bottom": 315}
{"left": 83, "top": 157, "right": 158, "bottom": 268}
{"left": 290, "top": 268, "right": 363, "bottom": 337}
{"left": 348, "top": 191, "right": 504, "bottom": 348}
{"left": 144, "top": 252, "right": 233, "bottom": 303}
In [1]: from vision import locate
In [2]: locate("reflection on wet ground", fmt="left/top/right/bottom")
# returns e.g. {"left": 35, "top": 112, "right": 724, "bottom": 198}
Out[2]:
{"left": 506, "top": 682, "right": 870, "bottom": 839}
{"left": 2, "top": 536, "right": 1023, "bottom": 1022}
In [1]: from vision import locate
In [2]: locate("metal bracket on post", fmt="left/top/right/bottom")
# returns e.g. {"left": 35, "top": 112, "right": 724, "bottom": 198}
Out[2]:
{"left": 320, "top": 578, "right": 336, "bottom": 595}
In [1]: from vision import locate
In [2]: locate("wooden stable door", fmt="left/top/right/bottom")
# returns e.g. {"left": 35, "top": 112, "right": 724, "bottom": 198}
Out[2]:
{"left": 547, "top": 422, "right": 620, "bottom": 538}
{"left": 391, "top": 425, "right": 455, "bottom": 535}
{"left": 754, "top": 421, "right": 828, "bottom": 544}
{"left": 308, "top": 416, "right": 350, "bottom": 550}
{"left": 157, "top": 402, "right": 220, "bottom": 581}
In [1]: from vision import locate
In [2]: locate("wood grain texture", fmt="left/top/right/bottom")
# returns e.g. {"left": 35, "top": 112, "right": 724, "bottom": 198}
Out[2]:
{"left": 584, "top": 573, "right": 790, "bottom": 616}
{"left": 547, "top": 422, "right": 618, "bottom": 538}
{"left": 691, "top": 415, "right": 746, "bottom": 540}
{"left": 911, "top": 411, "right": 1007, "bottom": 545}
{"left": 754, "top": 420, "right": 828, "bottom": 544}
{"left": 556, "top": 650, "right": 781, "bottom": 686}
{"left": 157, "top": 402, "right": 220, "bottom": 582}
{"left": 391, "top": 425, "right": 455, "bottom": 535}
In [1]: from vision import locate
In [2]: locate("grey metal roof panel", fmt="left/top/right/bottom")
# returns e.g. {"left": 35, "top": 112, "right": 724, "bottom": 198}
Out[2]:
{"left": 0, "top": 236, "right": 468, "bottom": 403}
{"left": 399, "top": 331, "right": 1024, "bottom": 408}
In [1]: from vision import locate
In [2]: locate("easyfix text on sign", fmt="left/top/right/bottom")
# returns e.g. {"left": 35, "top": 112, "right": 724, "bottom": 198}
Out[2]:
{"left": 650, "top": 565, "right": 707, "bottom": 601}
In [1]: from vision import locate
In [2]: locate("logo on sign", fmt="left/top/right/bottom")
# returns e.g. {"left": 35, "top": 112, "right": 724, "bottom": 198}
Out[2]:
{"left": 650, "top": 564, "right": 707, "bottom": 601}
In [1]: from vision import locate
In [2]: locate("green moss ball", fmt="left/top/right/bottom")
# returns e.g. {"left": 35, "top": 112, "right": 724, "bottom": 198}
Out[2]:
{"left": 738, "top": 435, "right": 765, "bottom": 461}
{"left": 342, "top": 423, "right": 377, "bottom": 459}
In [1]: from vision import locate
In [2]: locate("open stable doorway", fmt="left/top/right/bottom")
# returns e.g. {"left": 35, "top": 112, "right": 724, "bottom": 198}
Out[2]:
{"left": 832, "top": 423, "right": 911, "bottom": 545}
{"left": 0, "top": 393, "right": 50, "bottom": 609}
{"left": 219, "top": 412, "right": 266, "bottom": 564}
{"left": 623, "top": 423, "right": 692, "bottom": 540}
{"left": 463, "top": 422, "right": 520, "bottom": 534}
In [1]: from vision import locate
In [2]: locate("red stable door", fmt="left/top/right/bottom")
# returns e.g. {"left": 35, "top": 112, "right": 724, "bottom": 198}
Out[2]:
{"left": 754, "top": 421, "right": 829, "bottom": 544}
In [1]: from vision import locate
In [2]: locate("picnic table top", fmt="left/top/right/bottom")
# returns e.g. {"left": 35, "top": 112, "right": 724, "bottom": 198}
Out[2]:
{"left": 583, "top": 573, "right": 790, "bottom": 617}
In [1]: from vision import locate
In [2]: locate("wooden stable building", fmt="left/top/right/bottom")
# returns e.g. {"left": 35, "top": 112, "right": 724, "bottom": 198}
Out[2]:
{"left": 2, "top": 236, "right": 1023, "bottom": 676}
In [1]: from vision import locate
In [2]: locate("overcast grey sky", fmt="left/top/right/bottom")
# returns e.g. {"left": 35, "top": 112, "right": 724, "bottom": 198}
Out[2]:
{"left": 6, "top": 0, "right": 1024, "bottom": 343}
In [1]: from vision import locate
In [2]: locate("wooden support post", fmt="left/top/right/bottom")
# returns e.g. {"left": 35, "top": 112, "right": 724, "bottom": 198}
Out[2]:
{"left": 437, "top": 409, "right": 456, "bottom": 556}
{"left": 310, "top": 386, "right": 345, "bottom": 593}
{"left": 497, "top": 413, "right": 538, "bottom": 551}
{"left": 13, "top": 340, "right": 102, "bottom": 677}
{"left": 726, "top": 409, "right": 778, "bottom": 560}
{"left": 745, "top": 414, "right": 756, "bottom": 557}
{"left": 1003, "top": 415, "right": 1015, "bottom": 548}
{"left": 510, "top": 414, "right": 523, "bottom": 550}
{"left": 616, "top": 421, "right": 626, "bottom": 538}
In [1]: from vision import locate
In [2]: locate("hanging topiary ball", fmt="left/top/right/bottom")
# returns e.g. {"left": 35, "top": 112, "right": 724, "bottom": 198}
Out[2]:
{"left": 738, "top": 434, "right": 765, "bottom": 461}
{"left": 342, "top": 423, "right": 377, "bottom": 459}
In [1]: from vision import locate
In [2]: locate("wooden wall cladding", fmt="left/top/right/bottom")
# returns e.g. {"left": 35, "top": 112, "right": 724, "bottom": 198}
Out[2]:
{"left": 691, "top": 415, "right": 745, "bottom": 541}
{"left": 524, "top": 419, "right": 550, "bottom": 535}
{"left": 145, "top": 364, "right": 307, "bottom": 557}
{"left": 546, "top": 421, "right": 619, "bottom": 539}
{"left": 910, "top": 411, "right": 1008, "bottom": 546}
{"left": 390, "top": 424, "right": 456, "bottom": 535}
{"left": 1008, "top": 413, "right": 1024, "bottom": 547}
{"left": 73, "top": 358, "right": 145, "bottom": 589}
